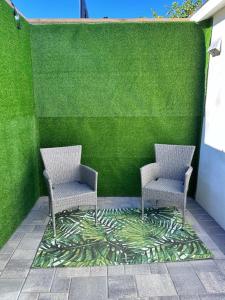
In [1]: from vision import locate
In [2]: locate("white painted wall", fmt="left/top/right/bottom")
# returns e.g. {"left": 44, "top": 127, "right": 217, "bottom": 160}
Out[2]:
{"left": 196, "top": 6, "right": 225, "bottom": 230}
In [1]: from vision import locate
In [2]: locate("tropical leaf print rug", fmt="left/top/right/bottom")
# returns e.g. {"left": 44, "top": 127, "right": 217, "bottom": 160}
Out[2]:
{"left": 32, "top": 207, "right": 212, "bottom": 268}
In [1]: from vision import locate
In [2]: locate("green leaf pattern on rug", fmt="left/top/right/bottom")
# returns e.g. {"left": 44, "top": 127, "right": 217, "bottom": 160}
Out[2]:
{"left": 32, "top": 208, "right": 212, "bottom": 268}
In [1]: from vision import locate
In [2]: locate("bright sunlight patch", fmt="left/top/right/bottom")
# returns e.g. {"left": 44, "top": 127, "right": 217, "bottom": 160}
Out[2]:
{"left": 32, "top": 208, "right": 212, "bottom": 268}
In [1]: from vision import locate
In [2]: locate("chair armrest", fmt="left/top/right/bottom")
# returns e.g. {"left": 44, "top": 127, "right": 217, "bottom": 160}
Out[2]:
{"left": 140, "top": 163, "right": 160, "bottom": 188}
{"left": 43, "top": 169, "right": 54, "bottom": 196}
{"left": 184, "top": 166, "right": 193, "bottom": 194}
{"left": 80, "top": 164, "right": 98, "bottom": 191}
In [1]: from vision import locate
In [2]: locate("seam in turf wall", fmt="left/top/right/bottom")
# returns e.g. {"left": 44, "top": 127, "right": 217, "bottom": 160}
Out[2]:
{"left": 0, "top": 0, "right": 40, "bottom": 247}
{"left": 30, "top": 22, "right": 206, "bottom": 196}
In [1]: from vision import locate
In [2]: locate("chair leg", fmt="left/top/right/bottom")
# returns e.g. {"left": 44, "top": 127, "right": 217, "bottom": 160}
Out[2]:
{"left": 182, "top": 207, "right": 186, "bottom": 227}
{"left": 142, "top": 197, "right": 144, "bottom": 220}
{"left": 48, "top": 197, "right": 52, "bottom": 217}
{"left": 95, "top": 203, "right": 97, "bottom": 225}
{"left": 52, "top": 213, "right": 56, "bottom": 238}
{"left": 182, "top": 196, "right": 187, "bottom": 227}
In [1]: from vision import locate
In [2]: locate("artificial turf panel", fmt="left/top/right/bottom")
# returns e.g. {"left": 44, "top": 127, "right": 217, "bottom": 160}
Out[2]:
{"left": 0, "top": 0, "right": 40, "bottom": 247}
{"left": 31, "top": 22, "right": 207, "bottom": 196}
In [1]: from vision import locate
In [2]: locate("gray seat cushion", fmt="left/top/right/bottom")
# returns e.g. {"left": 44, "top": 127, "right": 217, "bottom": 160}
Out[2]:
{"left": 53, "top": 181, "right": 94, "bottom": 200}
{"left": 144, "top": 178, "right": 184, "bottom": 194}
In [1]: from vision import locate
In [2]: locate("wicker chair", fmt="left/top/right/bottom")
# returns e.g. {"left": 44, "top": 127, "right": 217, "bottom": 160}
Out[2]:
{"left": 140, "top": 144, "right": 195, "bottom": 223}
{"left": 40, "top": 145, "right": 98, "bottom": 238}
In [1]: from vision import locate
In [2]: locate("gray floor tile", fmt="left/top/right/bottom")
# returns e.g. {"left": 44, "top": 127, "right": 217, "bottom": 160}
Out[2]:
{"left": 125, "top": 264, "right": 150, "bottom": 275}
{"left": 38, "top": 293, "right": 68, "bottom": 300}
{"left": 215, "top": 260, "right": 225, "bottom": 273}
{"left": 55, "top": 267, "right": 90, "bottom": 278}
{"left": 0, "top": 240, "right": 20, "bottom": 254}
{"left": 119, "top": 297, "right": 148, "bottom": 300}
{"left": 0, "top": 254, "right": 11, "bottom": 271}
{"left": 1, "top": 259, "right": 33, "bottom": 278}
{"left": 11, "top": 249, "right": 36, "bottom": 260}
{"left": 148, "top": 297, "right": 179, "bottom": 300}
{"left": 90, "top": 266, "right": 107, "bottom": 276}
{"left": 180, "top": 296, "right": 200, "bottom": 300}
{"left": 0, "top": 278, "right": 24, "bottom": 300}
{"left": 200, "top": 294, "right": 225, "bottom": 299}
{"left": 190, "top": 260, "right": 219, "bottom": 272}
{"left": 108, "top": 275, "right": 137, "bottom": 298}
{"left": 166, "top": 261, "right": 193, "bottom": 274}
{"left": 17, "top": 225, "right": 35, "bottom": 232}
{"left": 51, "top": 277, "right": 70, "bottom": 293}
{"left": 22, "top": 269, "right": 55, "bottom": 292}
{"left": 69, "top": 276, "right": 107, "bottom": 300}
{"left": 8, "top": 231, "right": 26, "bottom": 243}
{"left": 18, "top": 292, "right": 39, "bottom": 300}
{"left": 108, "top": 265, "right": 125, "bottom": 276}
{"left": 17, "top": 237, "right": 42, "bottom": 250}
{"left": 33, "top": 225, "right": 46, "bottom": 233}
{"left": 150, "top": 263, "right": 168, "bottom": 274}
{"left": 198, "top": 271, "right": 225, "bottom": 293}
{"left": 168, "top": 269, "right": 206, "bottom": 295}
{"left": 135, "top": 274, "right": 177, "bottom": 297}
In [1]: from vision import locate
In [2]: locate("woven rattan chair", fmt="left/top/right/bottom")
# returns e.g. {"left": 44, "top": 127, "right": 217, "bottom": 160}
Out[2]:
{"left": 41, "top": 145, "right": 98, "bottom": 238}
{"left": 140, "top": 144, "right": 195, "bottom": 223}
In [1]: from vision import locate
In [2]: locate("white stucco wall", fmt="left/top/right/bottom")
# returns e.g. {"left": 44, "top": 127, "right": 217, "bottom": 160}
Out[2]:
{"left": 196, "top": 6, "right": 225, "bottom": 230}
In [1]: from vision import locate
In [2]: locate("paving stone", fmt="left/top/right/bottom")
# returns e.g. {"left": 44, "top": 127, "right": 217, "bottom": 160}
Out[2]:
{"left": 108, "top": 275, "right": 137, "bottom": 298}
{"left": 24, "top": 231, "right": 45, "bottom": 239}
{"left": 108, "top": 265, "right": 125, "bottom": 276}
{"left": 38, "top": 293, "right": 68, "bottom": 300}
{"left": 125, "top": 264, "right": 150, "bottom": 275}
{"left": 190, "top": 260, "right": 219, "bottom": 272}
{"left": 69, "top": 276, "right": 107, "bottom": 300}
{"left": 168, "top": 268, "right": 206, "bottom": 295}
{"left": 119, "top": 297, "right": 149, "bottom": 300}
{"left": 55, "top": 267, "right": 90, "bottom": 278}
{"left": 32, "top": 225, "right": 46, "bottom": 233}
{"left": 18, "top": 292, "right": 39, "bottom": 300}
{"left": 0, "top": 254, "right": 11, "bottom": 271}
{"left": 22, "top": 269, "right": 55, "bottom": 292}
{"left": 0, "top": 243, "right": 16, "bottom": 255}
{"left": 206, "top": 226, "right": 225, "bottom": 235}
{"left": 136, "top": 274, "right": 177, "bottom": 297}
{"left": 11, "top": 249, "right": 36, "bottom": 260}
{"left": 166, "top": 261, "right": 193, "bottom": 274}
{"left": 0, "top": 278, "right": 24, "bottom": 300}
{"left": 90, "top": 266, "right": 107, "bottom": 276}
{"left": 17, "top": 237, "right": 41, "bottom": 250}
{"left": 51, "top": 277, "right": 70, "bottom": 293}
{"left": 150, "top": 263, "right": 168, "bottom": 274}
{"left": 17, "top": 225, "right": 35, "bottom": 232}
{"left": 1, "top": 258, "right": 31, "bottom": 279}
{"left": 198, "top": 271, "right": 225, "bottom": 293}
{"left": 212, "top": 249, "right": 225, "bottom": 259}
{"left": 148, "top": 297, "right": 179, "bottom": 300}
{"left": 1, "top": 264, "right": 29, "bottom": 279}
{"left": 180, "top": 296, "right": 200, "bottom": 300}
{"left": 8, "top": 231, "right": 26, "bottom": 243}
{"left": 215, "top": 260, "right": 225, "bottom": 273}
{"left": 200, "top": 294, "right": 225, "bottom": 299}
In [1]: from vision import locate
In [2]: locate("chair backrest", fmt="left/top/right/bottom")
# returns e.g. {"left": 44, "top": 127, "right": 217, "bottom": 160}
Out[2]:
{"left": 40, "top": 146, "right": 82, "bottom": 184}
{"left": 155, "top": 144, "right": 195, "bottom": 180}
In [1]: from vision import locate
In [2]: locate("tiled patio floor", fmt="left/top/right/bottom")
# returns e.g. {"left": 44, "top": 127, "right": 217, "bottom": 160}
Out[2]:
{"left": 1, "top": 197, "right": 225, "bottom": 300}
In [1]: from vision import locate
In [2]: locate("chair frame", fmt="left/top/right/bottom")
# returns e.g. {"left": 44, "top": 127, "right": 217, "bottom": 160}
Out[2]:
{"left": 140, "top": 144, "right": 195, "bottom": 224}
{"left": 41, "top": 146, "right": 98, "bottom": 238}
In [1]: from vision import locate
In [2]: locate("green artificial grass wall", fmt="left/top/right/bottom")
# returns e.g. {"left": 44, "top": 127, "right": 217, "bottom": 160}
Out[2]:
{"left": 31, "top": 22, "right": 207, "bottom": 196}
{"left": 0, "top": 0, "right": 39, "bottom": 247}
